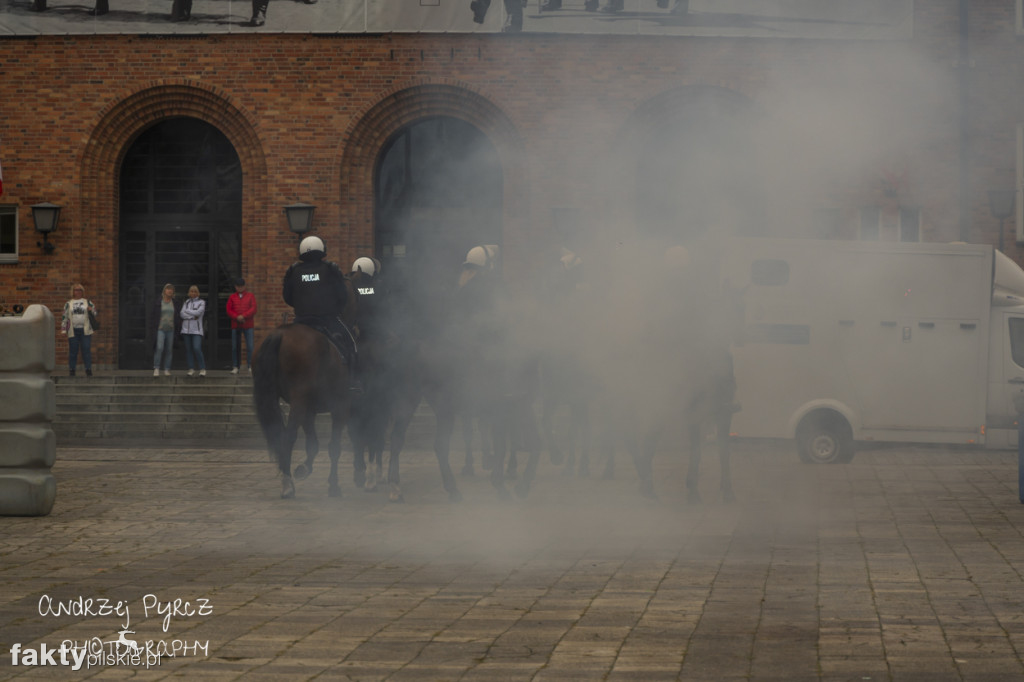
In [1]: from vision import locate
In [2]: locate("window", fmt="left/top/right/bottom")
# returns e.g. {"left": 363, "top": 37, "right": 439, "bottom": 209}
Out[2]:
{"left": 745, "top": 323, "right": 810, "bottom": 345}
{"left": 0, "top": 206, "right": 17, "bottom": 263}
{"left": 1010, "top": 318, "right": 1024, "bottom": 369}
{"left": 899, "top": 207, "right": 921, "bottom": 242}
{"left": 751, "top": 259, "right": 790, "bottom": 286}
{"left": 859, "top": 206, "right": 880, "bottom": 241}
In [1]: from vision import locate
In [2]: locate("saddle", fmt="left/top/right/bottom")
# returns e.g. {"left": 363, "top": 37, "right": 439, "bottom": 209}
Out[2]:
{"left": 294, "top": 316, "right": 356, "bottom": 367}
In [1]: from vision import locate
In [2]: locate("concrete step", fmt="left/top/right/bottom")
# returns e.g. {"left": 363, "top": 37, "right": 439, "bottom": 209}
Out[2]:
{"left": 52, "top": 371, "right": 438, "bottom": 446}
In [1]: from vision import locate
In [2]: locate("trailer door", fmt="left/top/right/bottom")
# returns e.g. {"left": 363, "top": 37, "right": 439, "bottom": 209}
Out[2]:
{"left": 992, "top": 314, "right": 1024, "bottom": 444}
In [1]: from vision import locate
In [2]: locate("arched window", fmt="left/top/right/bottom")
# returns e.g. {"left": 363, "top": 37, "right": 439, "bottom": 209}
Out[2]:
{"left": 375, "top": 116, "right": 503, "bottom": 283}
{"left": 118, "top": 117, "right": 242, "bottom": 369}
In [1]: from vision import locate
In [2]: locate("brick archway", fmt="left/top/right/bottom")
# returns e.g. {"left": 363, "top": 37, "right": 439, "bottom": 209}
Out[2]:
{"left": 79, "top": 82, "right": 266, "bottom": 364}
{"left": 337, "top": 82, "right": 526, "bottom": 270}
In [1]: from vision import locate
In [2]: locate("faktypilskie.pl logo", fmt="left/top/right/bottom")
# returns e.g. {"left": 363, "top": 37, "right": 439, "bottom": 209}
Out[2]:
{"left": 8, "top": 593, "right": 213, "bottom": 671}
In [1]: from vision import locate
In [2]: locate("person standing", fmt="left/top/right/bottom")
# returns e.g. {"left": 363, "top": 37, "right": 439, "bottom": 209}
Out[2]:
{"left": 227, "top": 277, "right": 257, "bottom": 374}
{"left": 62, "top": 283, "right": 96, "bottom": 377}
{"left": 180, "top": 285, "right": 207, "bottom": 377}
{"left": 153, "top": 283, "right": 180, "bottom": 377}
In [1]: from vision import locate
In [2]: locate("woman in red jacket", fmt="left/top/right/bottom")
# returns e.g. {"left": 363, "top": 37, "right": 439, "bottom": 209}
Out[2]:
{"left": 226, "top": 277, "right": 257, "bottom": 374}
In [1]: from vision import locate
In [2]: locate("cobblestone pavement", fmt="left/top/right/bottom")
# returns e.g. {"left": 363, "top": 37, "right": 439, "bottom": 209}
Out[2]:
{"left": 2, "top": 440, "right": 1024, "bottom": 681}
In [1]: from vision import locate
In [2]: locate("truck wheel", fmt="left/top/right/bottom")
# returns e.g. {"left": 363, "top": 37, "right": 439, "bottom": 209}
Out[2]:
{"left": 796, "top": 414, "right": 854, "bottom": 464}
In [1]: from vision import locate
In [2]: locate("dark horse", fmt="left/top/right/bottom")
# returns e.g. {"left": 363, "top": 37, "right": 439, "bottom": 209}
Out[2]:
{"left": 252, "top": 282, "right": 356, "bottom": 499}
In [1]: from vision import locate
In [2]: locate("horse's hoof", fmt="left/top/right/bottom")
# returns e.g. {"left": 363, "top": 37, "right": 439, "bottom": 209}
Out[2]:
{"left": 494, "top": 484, "right": 511, "bottom": 500}
{"left": 448, "top": 488, "right": 463, "bottom": 503}
{"left": 722, "top": 488, "right": 736, "bottom": 504}
{"left": 505, "top": 467, "right": 518, "bottom": 481}
{"left": 514, "top": 481, "right": 530, "bottom": 499}
{"left": 364, "top": 484, "right": 378, "bottom": 493}
{"left": 687, "top": 489, "right": 701, "bottom": 504}
{"left": 460, "top": 465, "right": 475, "bottom": 477}
{"left": 639, "top": 481, "right": 657, "bottom": 500}
{"left": 294, "top": 464, "right": 311, "bottom": 480}
{"left": 389, "top": 486, "right": 405, "bottom": 503}
{"left": 281, "top": 478, "right": 296, "bottom": 499}
{"left": 354, "top": 472, "right": 366, "bottom": 488}
{"left": 328, "top": 486, "right": 342, "bottom": 498}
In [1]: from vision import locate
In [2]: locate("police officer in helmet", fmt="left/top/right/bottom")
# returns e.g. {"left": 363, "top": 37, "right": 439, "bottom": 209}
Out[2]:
{"left": 283, "top": 235, "right": 358, "bottom": 371}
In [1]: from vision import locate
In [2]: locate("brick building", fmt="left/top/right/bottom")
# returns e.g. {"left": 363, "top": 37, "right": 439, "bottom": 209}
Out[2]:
{"left": 0, "top": 1, "right": 1021, "bottom": 370}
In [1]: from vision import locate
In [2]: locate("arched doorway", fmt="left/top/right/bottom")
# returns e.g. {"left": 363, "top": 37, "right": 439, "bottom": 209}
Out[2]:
{"left": 374, "top": 116, "right": 503, "bottom": 317}
{"left": 632, "top": 87, "right": 761, "bottom": 244}
{"left": 118, "top": 117, "right": 243, "bottom": 369}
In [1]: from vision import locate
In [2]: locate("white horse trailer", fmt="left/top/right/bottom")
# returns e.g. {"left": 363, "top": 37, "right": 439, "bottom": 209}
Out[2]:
{"left": 723, "top": 238, "right": 1024, "bottom": 462}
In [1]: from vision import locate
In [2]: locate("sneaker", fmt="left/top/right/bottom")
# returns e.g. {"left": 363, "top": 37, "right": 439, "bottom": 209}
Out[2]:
{"left": 187, "top": 369, "right": 195, "bottom": 377}
{"left": 86, "top": 369, "right": 92, "bottom": 377}
{"left": 248, "top": 366, "right": 252, "bottom": 374}
{"left": 231, "top": 367, "right": 239, "bottom": 375}
{"left": 69, "top": 369, "right": 75, "bottom": 377}
{"left": 163, "top": 369, "right": 171, "bottom": 376}
{"left": 153, "top": 368, "right": 160, "bottom": 377}
{"left": 199, "top": 369, "right": 206, "bottom": 377}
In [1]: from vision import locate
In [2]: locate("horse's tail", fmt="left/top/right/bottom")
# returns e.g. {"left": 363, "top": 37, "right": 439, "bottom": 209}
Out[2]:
{"left": 252, "top": 330, "right": 286, "bottom": 462}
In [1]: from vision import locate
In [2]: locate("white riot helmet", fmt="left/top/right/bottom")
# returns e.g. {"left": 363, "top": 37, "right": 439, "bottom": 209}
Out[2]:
{"left": 464, "top": 245, "right": 499, "bottom": 270}
{"left": 352, "top": 257, "right": 376, "bottom": 277}
{"left": 299, "top": 235, "right": 325, "bottom": 257}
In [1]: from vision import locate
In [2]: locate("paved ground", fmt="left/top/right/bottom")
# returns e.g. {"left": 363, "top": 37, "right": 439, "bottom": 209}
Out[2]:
{"left": 2, "top": 439, "right": 1024, "bottom": 681}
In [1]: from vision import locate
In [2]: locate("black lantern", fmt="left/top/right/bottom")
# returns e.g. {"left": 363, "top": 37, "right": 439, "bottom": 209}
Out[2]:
{"left": 31, "top": 202, "right": 61, "bottom": 255}
{"left": 284, "top": 203, "right": 316, "bottom": 236}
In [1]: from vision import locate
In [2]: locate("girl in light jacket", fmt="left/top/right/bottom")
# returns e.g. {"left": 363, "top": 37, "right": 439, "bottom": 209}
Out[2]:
{"left": 180, "top": 285, "right": 207, "bottom": 377}
{"left": 61, "top": 283, "right": 96, "bottom": 377}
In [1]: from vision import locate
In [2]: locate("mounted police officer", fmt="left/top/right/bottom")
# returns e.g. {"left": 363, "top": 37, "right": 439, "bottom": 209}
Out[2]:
{"left": 350, "top": 256, "right": 386, "bottom": 343}
{"left": 282, "top": 235, "right": 358, "bottom": 375}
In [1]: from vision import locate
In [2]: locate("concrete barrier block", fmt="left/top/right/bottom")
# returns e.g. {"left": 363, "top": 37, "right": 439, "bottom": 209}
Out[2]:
{"left": 0, "top": 305, "right": 55, "bottom": 372}
{"left": 0, "top": 425, "right": 56, "bottom": 468}
{"left": 0, "top": 469, "right": 56, "bottom": 516}
{"left": 0, "top": 375, "right": 55, "bottom": 422}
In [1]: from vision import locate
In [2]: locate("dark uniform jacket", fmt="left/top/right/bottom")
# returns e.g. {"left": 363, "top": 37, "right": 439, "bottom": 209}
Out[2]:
{"left": 282, "top": 257, "right": 348, "bottom": 321}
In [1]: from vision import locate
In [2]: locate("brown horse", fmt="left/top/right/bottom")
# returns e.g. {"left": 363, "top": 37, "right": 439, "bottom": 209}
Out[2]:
{"left": 252, "top": 279, "right": 357, "bottom": 499}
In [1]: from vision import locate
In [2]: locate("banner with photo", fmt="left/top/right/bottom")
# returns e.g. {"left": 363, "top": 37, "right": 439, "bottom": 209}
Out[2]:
{"left": 0, "top": 0, "right": 912, "bottom": 38}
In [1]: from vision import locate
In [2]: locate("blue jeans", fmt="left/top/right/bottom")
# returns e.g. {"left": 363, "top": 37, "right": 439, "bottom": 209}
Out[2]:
{"left": 68, "top": 328, "right": 91, "bottom": 372}
{"left": 183, "top": 333, "right": 205, "bottom": 370}
{"left": 232, "top": 328, "right": 254, "bottom": 368}
{"left": 153, "top": 329, "right": 174, "bottom": 370}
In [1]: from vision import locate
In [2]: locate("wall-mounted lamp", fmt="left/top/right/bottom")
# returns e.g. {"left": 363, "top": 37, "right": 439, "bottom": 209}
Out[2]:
{"left": 31, "top": 202, "right": 61, "bottom": 255}
{"left": 284, "top": 202, "right": 316, "bottom": 236}
{"left": 988, "top": 190, "right": 1015, "bottom": 253}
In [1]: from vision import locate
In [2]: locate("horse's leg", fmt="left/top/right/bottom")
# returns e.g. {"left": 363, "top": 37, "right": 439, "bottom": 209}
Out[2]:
{"left": 514, "top": 402, "right": 543, "bottom": 499}
{"left": 353, "top": 442, "right": 368, "bottom": 490}
{"left": 717, "top": 409, "right": 735, "bottom": 503}
{"left": 460, "top": 414, "right": 475, "bottom": 477}
{"left": 575, "top": 401, "right": 591, "bottom": 478}
{"left": 327, "top": 412, "right": 344, "bottom": 498}
{"left": 685, "top": 420, "right": 702, "bottom": 504}
{"left": 542, "top": 392, "right": 565, "bottom": 466}
{"left": 278, "top": 409, "right": 301, "bottom": 498}
{"left": 431, "top": 392, "right": 462, "bottom": 502}
{"left": 635, "top": 422, "right": 661, "bottom": 499}
{"left": 505, "top": 414, "right": 519, "bottom": 481}
{"left": 293, "top": 407, "right": 318, "bottom": 481}
{"left": 488, "top": 410, "right": 511, "bottom": 499}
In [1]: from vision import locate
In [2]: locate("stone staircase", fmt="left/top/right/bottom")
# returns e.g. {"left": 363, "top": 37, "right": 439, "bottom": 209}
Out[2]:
{"left": 53, "top": 370, "right": 436, "bottom": 448}
{"left": 54, "top": 371, "right": 262, "bottom": 446}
